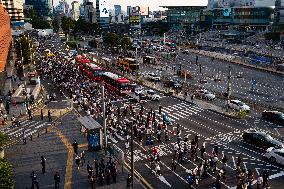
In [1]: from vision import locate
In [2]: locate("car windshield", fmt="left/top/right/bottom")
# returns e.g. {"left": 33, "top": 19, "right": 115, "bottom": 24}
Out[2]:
{"left": 148, "top": 91, "right": 155, "bottom": 95}
{"left": 276, "top": 112, "right": 284, "bottom": 119}
{"left": 237, "top": 102, "right": 244, "bottom": 106}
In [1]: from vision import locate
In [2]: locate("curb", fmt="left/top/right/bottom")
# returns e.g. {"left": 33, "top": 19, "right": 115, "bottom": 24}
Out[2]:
{"left": 124, "top": 161, "right": 154, "bottom": 189}
{"left": 189, "top": 49, "right": 284, "bottom": 75}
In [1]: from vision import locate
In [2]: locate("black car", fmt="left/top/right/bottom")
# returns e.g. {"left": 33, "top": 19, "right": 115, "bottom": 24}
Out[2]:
{"left": 262, "top": 110, "right": 284, "bottom": 126}
{"left": 164, "top": 80, "right": 182, "bottom": 89}
{"left": 242, "top": 130, "right": 283, "bottom": 149}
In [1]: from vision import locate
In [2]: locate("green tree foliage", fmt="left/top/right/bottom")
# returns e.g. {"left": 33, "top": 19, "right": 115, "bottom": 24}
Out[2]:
{"left": 15, "top": 36, "right": 33, "bottom": 65}
{"left": 88, "top": 39, "right": 98, "bottom": 48}
{"left": 52, "top": 19, "right": 60, "bottom": 33}
{"left": 142, "top": 21, "right": 170, "bottom": 36}
{"left": 103, "top": 32, "right": 119, "bottom": 47}
{"left": 0, "top": 133, "right": 8, "bottom": 147}
{"left": 61, "top": 16, "right": 76, "bottom": 34}
{"left": 264, "top": 32, "right": 280, "bottom": 41}
{"left": 0, "top": 158, "right": 14, "bottom": 189}
{"left": 120, "top": 36, "right": 132, "bottom": 51}
{"left": 66, "top": 41, "right": 78, "bottom": 49}
{"left": 24, "top": 9, "right": 50, "bottom": 29}
{"left": 74, "top": 17, "right": 101, "bottom": 35}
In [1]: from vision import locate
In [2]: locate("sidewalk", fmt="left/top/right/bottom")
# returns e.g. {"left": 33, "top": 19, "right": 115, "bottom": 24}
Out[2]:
{"left": 188, "top": 49, "right": 283, "bottom": 75}
{"left": 5, "top": 110, "right": 145, "bottom": 189}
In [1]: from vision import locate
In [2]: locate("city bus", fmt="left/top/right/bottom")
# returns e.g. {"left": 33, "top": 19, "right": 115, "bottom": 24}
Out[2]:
{"left": 117, "top": 57, "right": 139, "bottom": 72}
{"left": 102, "top": 72, "right": 131, "bottom": 95}
{"left": 143, "top": 56, "right": 156, "bottom": 64}
{"left": 78, "top": 62, "right": 103, "bottom": 81}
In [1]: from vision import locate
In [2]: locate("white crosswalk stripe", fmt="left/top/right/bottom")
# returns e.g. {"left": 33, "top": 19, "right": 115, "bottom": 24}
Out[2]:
{"left": 1, "top": 120, "right": 51, "bottom": 139}
{"left": 159, "top": 103, "right": 204, "bottom": 121}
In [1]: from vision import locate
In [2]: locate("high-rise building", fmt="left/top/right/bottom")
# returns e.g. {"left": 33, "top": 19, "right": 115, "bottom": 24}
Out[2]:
{"left": 54, "top": 0, "right": 69, "bottom": 15}
{"left": 85, "top": 1, "right": 96, "bottom": 23}
{"left": 71, "top": 1, "right": 79, "bottom": 20}
{"left": 114, "top": 4, "right": 121, "bottom": 16}
{"left": 25, "top": 0, "right": 52, "bottom": 18}
{"left": 127, "top": 6, "right": 132, "bottom": 16}
{"left": 0, "top": 0, "right": 24, "bottom": 23}
{"left": 96, "top": 0, "right": 109, "bottom": 29}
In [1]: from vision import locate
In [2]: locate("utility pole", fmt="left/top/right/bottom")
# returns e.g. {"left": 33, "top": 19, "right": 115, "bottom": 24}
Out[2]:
{"left": 101, "top": 86, "right": 107, "bottom": 154}
{"left": 130, "top": 121, "right": 134, "bottom": 189}
{"left": 226, "top": 65, "right": 232, "bottom": 111}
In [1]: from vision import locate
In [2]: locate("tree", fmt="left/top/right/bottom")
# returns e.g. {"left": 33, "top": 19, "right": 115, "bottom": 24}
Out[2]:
{"left": 142, "top": 21, "right": 170, "bottom": 36}
{"left": 120, "top": 36, "right": 133, "bottom": 51}
{"left": 103, "top": 32, "right": 119, "bottom": 47}
{"left": 88, "top": 39, "right": 98, "bottom": 48}
{"left": 52, "top": 19, "right": 60, "bottom": 33}
{"left": 0, "top": 158, "right": 14, "bottom": 189}
{"left": 61, "top": 16, "right": 76, "bottom": 34}
{"left": 0, "top": 133, "right": 7, "bottom": 147}
{"left": 74, "top": 17, "right": 101, "bottom": 35}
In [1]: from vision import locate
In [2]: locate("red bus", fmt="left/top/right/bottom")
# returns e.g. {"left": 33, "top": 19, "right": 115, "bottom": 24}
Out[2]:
{"left": 102, "top": 72, "right": 131, "bottom": 95}
{"left": 78, "top": 62, "right": 103, "bottom": 81}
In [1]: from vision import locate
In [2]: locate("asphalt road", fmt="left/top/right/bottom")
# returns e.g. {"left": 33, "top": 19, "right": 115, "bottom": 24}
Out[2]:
{"left": 108, "top": 95, "right": 284, "bottom": 189}
{"left": 23, "top": 33, "right": 284, "bottom": 189}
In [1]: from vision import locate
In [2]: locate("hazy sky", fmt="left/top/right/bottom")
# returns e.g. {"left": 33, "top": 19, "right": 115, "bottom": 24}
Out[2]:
{"left": 53, "top": 0, "right": 208, "bottom": 11}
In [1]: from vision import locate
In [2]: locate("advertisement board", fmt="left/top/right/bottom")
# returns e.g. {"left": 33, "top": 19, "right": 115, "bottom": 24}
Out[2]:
{"left": 99, "top": 0, "right": 109, "bottom": 18}
{"left": 140, "top": 7, "right": 149, "bottom": 16}
{"left": 223, "top": 8, "right": 232, "bottom": 16}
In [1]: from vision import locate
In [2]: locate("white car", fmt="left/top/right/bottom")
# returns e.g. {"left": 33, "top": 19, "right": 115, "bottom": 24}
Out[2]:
{"left": 228, "top": 100, "right": 250, "bottom": 112}
{"left": 148, "top": 73, "right": 161, "bottom": 81}
{"left": 145, "top": 90, "right": 161, "bottom": 101}
{"left": 264, "top": 147, "right": 284, "bottom": 165}
{"left": 196, "top": 89, "right": 215, "bottom": 101}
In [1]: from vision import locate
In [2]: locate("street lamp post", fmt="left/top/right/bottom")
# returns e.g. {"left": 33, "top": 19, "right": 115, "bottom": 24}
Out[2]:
{"left": 101, "top": 86, "right": 107, "bottom": 154}
{"left": 130, "top": 120, "right": 134, "bottom": 189}
{"left": 226, "top": 64, "right": 232, "bottom": 111}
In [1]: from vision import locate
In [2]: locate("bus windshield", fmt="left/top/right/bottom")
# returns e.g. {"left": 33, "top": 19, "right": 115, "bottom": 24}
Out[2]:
{"left": 130, "top": 64, "right": 139, "bottom": 71}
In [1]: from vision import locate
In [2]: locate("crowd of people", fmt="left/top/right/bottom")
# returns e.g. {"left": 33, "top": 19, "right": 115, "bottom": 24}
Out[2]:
{"left": 29, "top": 34, "right": 273, "bottom": 189}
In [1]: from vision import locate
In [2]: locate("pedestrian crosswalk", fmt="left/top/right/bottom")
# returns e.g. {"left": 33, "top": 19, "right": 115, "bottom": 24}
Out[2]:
{"left": 0, "top": 120, "right": 52, "bottom": 139}
{"left": 154, "top": 102, "right": 204, "bottom": 121}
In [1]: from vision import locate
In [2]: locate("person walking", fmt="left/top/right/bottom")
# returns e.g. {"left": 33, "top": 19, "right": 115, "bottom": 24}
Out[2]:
{"left": 41, "top": 156, "right": 46, "bottom": 174}
{"left": 87, "top": 161, "right": 93, "bottom": 178}
{"left": 31, "top": 171, "right": 39, "bottom": 189}
{"left": 90, "top": 175, "right": 96, "bottom": 189}
{"left": 200, "top": 145, "right": 206, "bottom": 159}
{"left": 72, "top": 140, "right": 78, "bottom": 155}
{"left": 54, "top": 171, "right": 60, "bottom": 189}
{"left": 171, "top": 157, "right": 177, "bottom": 172}
{"left": 40, "top": 109, "right": 44, "bottom": 121}
{"left": 75, "top": 155, "right": 81, "bottom": 170}
{"left": 28, "top": 108, "right": 33, "bottom": 120}
{"left": 80, "top": 151, "right": 85, "bottom": 167}
{"left": 126, "top": 174, "right": 132, "bottom": 188}
{"left": 48, "top": 110, "right": 52, "bottom": 122}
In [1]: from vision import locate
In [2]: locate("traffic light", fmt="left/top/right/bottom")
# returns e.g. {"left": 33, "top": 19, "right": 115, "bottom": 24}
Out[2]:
{"left": 159, "top": 105, "right": 162, "bottom": 114}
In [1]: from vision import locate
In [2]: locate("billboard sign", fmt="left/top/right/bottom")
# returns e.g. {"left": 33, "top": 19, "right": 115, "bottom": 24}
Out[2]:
{"left": 140, "top": 7, "right": 149, "bottom": 16}
{"left": 129, "top": 10, "right": 140, "bottom": 24}
{"left": 99, "top": 0, "right": 109, "bottom": 18}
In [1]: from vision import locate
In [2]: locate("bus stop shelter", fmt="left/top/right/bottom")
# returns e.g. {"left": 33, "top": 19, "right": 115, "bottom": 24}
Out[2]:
{"left": 77, "top": 116, "right": 103, "bottom": 151}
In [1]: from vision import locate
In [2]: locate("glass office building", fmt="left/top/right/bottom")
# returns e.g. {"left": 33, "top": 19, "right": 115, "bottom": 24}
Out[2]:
{"left": 161, "top": 6, "right": 208, "bottom": 31}
{"left": 211, "top": 7, "right": 275, "bottom": 30}
{"left": 25, "top": 0, "right": 52, "bottom": 17}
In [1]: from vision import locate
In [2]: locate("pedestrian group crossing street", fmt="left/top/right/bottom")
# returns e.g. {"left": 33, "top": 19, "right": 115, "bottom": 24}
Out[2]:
{"left": 106, "top": 96, "right": 284, "bottom": 189}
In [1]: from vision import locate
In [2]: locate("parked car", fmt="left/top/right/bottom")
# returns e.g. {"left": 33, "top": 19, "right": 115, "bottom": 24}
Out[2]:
{"left": 264, "top": 147, "right": 284, "bottom": 165}
{"left": 145, "top": 90, "right": 161, "bottom": 101}
{"left": 262, "top": 110, "right": 284, "bottom": 126}
{"left": 148, "top": 73, "right": 161, "bottom": 81}
{"left": 196, "top": 89, "right": 215, "bottom": 101}
{"left": 242, "top": 130, "right": 283, "bottom": 149}
{"left": 228, "top": 100, "right": 250, "bottom": 112}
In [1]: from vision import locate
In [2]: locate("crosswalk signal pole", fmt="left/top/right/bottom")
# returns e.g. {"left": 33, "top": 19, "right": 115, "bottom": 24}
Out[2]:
{"left": 130, "top": 121, "right": 134, "bottom": 189}
{"left": 101, "top": 86, "right": 107, "bottom": 154}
